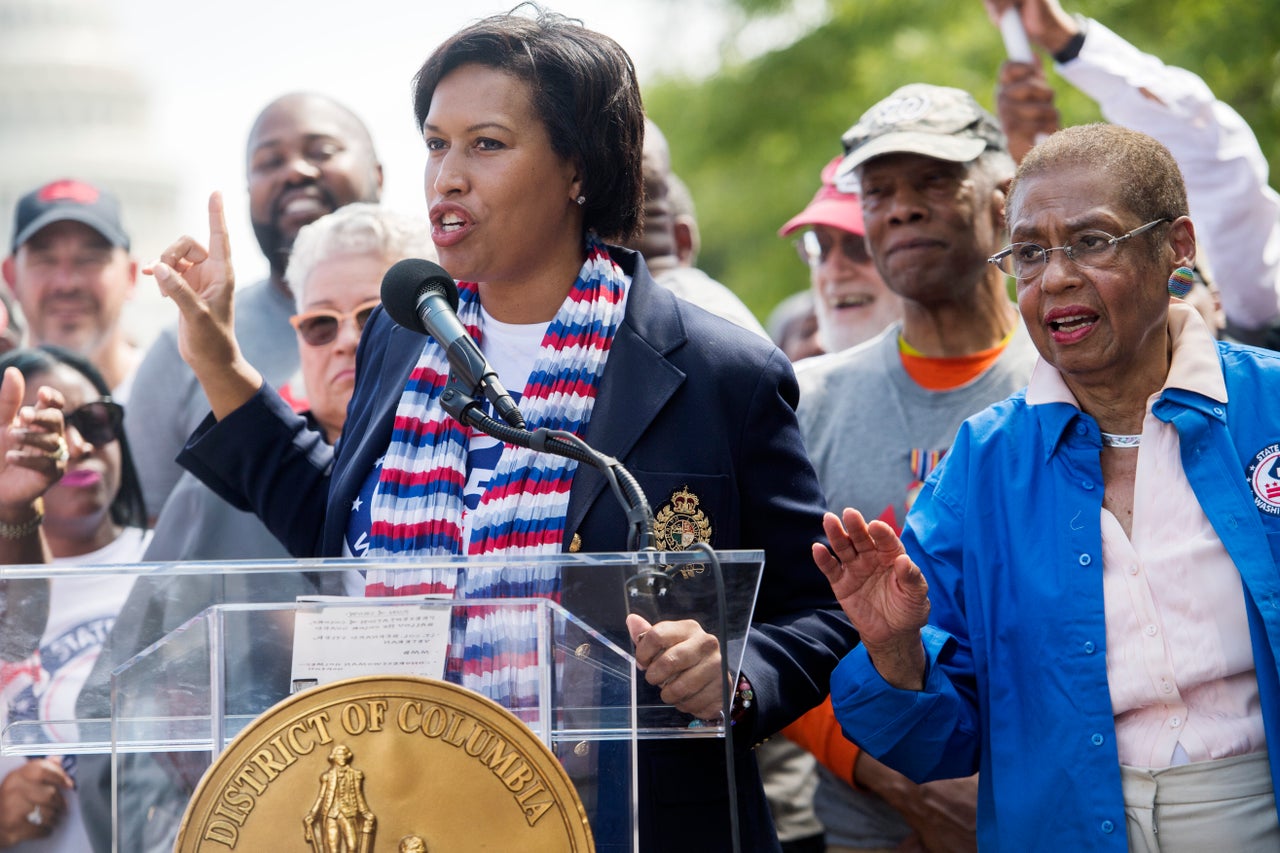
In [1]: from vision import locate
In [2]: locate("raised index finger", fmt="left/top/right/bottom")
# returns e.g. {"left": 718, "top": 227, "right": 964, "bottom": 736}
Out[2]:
{"left": 206, "top": 191, "right": 232, "bottom": 268}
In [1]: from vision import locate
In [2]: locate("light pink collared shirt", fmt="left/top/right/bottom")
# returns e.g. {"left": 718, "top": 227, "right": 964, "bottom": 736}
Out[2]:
{"left": 1026, "top": 302, "right": 1263, "bottom": 768}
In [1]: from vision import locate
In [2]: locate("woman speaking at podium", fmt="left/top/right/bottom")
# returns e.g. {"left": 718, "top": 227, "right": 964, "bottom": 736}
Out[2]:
{"left": 148, "top": 7, "right": 857, "bottom": 851}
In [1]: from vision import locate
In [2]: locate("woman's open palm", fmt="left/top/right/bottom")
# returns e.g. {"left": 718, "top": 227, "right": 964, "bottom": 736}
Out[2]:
{"left": 812, "top": 508, "right": 931, "bottom": 649}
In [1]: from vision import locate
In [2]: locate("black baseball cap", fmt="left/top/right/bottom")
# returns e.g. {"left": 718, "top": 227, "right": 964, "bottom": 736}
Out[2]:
{"left": 838, "top": 84, "right": 1007, "bottom": 178}
{"left": 11, "top": 179, "right": 130, "bottom": 252}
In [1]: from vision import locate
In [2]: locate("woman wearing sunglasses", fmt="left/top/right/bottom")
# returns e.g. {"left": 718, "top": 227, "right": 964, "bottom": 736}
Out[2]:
{"left": 284, "top": 204, "right": 436, "bottom": 445}
{"left": 0, "top": 344, "right": 148, "bottom": 850}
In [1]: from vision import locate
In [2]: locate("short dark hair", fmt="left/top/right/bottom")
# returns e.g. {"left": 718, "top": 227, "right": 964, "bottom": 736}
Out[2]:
{"left": 1010, "top": 124, "right": 1188, "bottom": 256}
{"left": 412, "top": 3, "right": 645, "bottom": 241}
{"left": 0, "top": 345, "right": 147, "bottom": 530}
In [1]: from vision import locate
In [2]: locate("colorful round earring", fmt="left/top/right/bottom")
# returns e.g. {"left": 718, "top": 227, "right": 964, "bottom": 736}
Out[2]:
{"left": 1168, "top": 266, "right": 1196, "bottom": 298}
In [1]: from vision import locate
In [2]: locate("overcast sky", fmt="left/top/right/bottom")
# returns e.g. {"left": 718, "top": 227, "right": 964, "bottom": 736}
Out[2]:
{"left": 108, "top": 0, "right": 742, "bottom": 285}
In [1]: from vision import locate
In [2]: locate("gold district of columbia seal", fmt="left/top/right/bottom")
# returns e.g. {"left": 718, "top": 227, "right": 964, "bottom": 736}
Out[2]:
{"left": 175, "top": 675, "right": 594, "bottom": 852}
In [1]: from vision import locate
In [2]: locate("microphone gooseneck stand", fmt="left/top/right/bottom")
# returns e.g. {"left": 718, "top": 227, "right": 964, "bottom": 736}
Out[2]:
{"left": 440, "top": 374, "right": 653, "bottom": 551}
{"left": 441, "top": 372, "right": 742, "bottom": 853}
{"left": 692, "top": 541, "right": 739, "bottom": 853}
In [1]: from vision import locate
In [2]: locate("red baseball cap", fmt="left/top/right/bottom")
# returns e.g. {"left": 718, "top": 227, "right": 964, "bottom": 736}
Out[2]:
{"left": 778, "top": 156, "right": 864, "bottom": 238}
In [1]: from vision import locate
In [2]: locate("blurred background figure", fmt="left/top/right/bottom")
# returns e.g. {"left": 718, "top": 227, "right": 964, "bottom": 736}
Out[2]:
{"left": 766, "top": 289, "right": 824, "bottom": 363}
{"left": 0, "top": 344, "right": 149, "bottom": 852}
{"left": 985, "top": 0, "right": 1280, "bottom": 347}
{"left": 779, "top": 156, "right": 901, "bottom": 354}
{"left": 622, "top": 118, "right": 769, "bottom": 338}
{"left": 0, "top": 289, "right": 26, "bottom": 357}
{"left": 284, "top": 203, "right": 435, "bottom": 445}
{"left": 3, "top": 181, "right": 142, "bottom": 399}
{"left": 1179, "top": 262, "right": 1227, "bottom": 339}
{"left": 129, "top": 92, "right": 383, "bottom": 554}
{"left": 285, "top": 203, "right": 435, "bottom": 558}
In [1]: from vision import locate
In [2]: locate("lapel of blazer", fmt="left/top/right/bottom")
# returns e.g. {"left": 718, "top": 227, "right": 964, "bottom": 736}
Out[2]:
{"left": 564, "top": 252, "right": 687, "bottom": 540}
{"left": 323, "top": 314, "right": 424, "bottom": 553}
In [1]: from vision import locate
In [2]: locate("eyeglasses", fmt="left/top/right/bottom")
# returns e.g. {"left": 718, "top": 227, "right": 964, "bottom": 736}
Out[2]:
{"left": 289, "top": 299, "right": 381, "bottom": 347}
{"left": 793, "top": 229, "right": 872, "bottom": 267}
{"left": 989, "top": 218, "right": 1171, "bottom": 281}
{"left": 65, "top": 399, "right": 124, "bottom": 447}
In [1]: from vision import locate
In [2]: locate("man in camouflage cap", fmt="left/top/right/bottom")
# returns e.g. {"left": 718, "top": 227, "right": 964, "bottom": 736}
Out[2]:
{"left": 789, "top": 83, "right": 1037, "bottom": 851}
{"left": 837, "top": 83, "right": 1008, "bottom": 176}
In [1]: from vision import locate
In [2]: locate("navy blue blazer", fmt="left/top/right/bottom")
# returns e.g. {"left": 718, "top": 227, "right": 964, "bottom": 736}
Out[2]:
{"left": 181, "top": 246, "right": 859, "bottom": 852}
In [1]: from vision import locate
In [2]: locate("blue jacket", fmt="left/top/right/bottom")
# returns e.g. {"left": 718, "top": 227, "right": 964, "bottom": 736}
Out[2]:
{"left": 181, "top": 246, "right": 858, "bottom": 853}
{"left": 830, "top": 340, "right": 1280, "bottom": 851}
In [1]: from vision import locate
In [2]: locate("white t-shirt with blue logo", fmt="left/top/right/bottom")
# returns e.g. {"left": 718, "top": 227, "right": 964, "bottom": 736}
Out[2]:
{"left": 0, "top": 526, "right": 151, "bottom": 853}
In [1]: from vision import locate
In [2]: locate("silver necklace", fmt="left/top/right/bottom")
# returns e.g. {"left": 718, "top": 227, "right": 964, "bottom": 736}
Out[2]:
{"left": 1100, "top": 431, "right": 1141, "bottom": 448}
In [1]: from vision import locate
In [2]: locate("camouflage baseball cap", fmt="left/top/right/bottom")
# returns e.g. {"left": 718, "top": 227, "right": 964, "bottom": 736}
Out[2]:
{"left": 837, "top": 84, "right": 1007, "bottom": 178}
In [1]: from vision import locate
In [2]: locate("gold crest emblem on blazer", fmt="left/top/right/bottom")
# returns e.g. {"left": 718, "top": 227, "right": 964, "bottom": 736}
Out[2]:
{"left": 653, "top": 486, "right": 712, "bottom": 577}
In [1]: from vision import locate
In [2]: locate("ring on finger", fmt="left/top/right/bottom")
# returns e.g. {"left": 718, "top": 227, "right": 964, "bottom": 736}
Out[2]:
{"left": 51, "top": 438, "right": 68, "bottom": 464}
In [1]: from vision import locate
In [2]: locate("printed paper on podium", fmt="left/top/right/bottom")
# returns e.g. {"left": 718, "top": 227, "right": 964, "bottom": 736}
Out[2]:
{"left": 290, "top": 595, "right": 451, "bottom": 690}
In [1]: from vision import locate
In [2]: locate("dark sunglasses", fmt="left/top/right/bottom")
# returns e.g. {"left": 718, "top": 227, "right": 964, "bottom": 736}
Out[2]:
{"left": 66, "top": 399, "right": 124, "bottom": 447}
{"left": 289, "top": 299, "right": 381, "bottom": 347}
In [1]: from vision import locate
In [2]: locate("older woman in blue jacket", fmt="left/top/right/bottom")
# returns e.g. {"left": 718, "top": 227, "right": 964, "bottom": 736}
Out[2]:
{"left": 817, "top": 123, "right": 1280, "bottom": 852}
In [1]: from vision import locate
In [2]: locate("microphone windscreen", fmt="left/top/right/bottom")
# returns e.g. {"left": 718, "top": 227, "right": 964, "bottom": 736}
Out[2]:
{"left": 379, "top": 257, "right": 459, "bottom": 332}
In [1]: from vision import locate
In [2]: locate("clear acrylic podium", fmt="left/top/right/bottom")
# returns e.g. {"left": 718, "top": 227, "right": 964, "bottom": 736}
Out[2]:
{"left": 0, "top": 549, "right": 764, "bottom": 852}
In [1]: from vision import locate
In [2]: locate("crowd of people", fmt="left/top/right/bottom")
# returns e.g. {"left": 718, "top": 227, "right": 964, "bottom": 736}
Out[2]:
{"left": 1, "top": 0, "right": 1278, "bottom": 850}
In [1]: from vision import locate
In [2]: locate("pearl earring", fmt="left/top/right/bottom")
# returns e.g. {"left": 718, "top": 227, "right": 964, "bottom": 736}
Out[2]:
{"left": 575, "top": 195, "right": 585, "bottom": 206}
{"left": 1168, "top": 266, "right": 1195, "bottom": 298}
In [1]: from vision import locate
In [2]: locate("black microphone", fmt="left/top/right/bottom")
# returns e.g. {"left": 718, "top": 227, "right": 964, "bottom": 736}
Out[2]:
{"left": 380, "top": 258, "right": 525, "bottom": 429}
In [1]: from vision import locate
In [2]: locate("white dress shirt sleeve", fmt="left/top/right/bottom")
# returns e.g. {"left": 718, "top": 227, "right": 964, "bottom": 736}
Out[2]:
{"left": 1057, "top": 19, "right": 1280, "bottom": 332}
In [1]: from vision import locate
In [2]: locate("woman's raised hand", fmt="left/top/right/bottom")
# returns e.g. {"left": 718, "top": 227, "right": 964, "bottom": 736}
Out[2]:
{"left": 147, "top": 191, "right": 238, "bottom": 372}
{"left": 813, "top": 508, "right": 931, "bottom": 689}
{"left": 146, "top": 192, "right": 263, "bottom": 419}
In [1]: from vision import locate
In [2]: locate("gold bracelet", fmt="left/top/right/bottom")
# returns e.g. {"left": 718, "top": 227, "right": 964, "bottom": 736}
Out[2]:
{"left": 0, "top": 499, "right": 44, "bottom": 540}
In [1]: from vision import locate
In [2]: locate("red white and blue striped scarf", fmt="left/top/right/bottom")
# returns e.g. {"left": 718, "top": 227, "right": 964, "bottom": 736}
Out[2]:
{"left": 364, "top": 237, "right": 628, "bottom": 707}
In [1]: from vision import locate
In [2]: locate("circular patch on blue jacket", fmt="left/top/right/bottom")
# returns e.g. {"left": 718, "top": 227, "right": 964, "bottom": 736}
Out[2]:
{"left": 1247, "top": 443, "right": 1280, "bottom": 515}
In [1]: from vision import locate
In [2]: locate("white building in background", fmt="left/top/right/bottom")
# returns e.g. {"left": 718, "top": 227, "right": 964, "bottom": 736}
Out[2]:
{"left": 0, "top": 0, "right": 179, "bottom": 347}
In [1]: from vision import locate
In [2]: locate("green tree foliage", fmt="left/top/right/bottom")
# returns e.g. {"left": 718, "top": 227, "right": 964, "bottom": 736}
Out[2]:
{"left": 642, "top": 0, "right": 1280, "bottom": 323}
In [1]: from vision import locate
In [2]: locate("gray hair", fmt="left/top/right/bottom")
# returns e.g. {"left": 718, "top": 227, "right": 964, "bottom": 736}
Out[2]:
{"left": 285, "top": 204, "right": 436, "bottom": 310}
